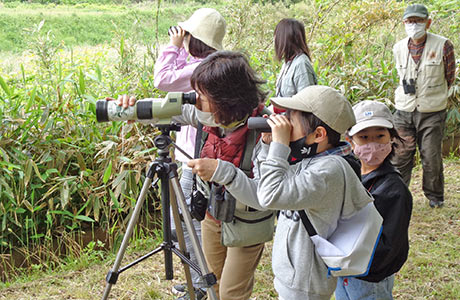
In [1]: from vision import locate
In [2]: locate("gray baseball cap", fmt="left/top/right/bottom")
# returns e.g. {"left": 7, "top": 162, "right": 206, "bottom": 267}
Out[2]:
{"left": 270, "top": 85, "right": 356, "bottom": 134}
{"left": 348, "top": 100, "right": 394, "bottom": 136}
{"left": 403, "top": 4, "right": 429, "bottom": 20}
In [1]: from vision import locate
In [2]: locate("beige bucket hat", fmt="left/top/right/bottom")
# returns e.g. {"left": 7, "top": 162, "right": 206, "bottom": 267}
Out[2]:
{"left": 179, "top": 8, "right": 226, "bottom": 50}
{"left": 270, "top": 85, "right": 356, "bottom": 134}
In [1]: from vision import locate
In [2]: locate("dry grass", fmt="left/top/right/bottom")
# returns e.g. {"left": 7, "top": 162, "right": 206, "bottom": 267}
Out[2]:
{"left": 0, "top": 159, "right": 459, "bottom": 300}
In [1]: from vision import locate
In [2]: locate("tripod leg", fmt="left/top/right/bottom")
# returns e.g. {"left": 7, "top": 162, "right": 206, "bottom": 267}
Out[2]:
{"left": 170, "top": 182, "right": 196, "bottom": 300}
{"left": 101, "top": 169, "right": 155, "bottom": 300}
{"left": 170, "top": 177, "right": 219, "bottom": 300}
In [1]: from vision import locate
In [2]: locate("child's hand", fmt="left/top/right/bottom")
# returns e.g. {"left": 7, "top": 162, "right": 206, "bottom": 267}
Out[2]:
{"left": 169, "top": 26, "right": 186, "bottom": 48}
{"left": 261, "top": 132, "right": 272, "bottom": 144}
{"left": 261, "top": 114, "right": 272, "bottom": 144}
{"left": 187, "top": 158, "right": 218, "bottom": 182}
{"left": 267, "top": 114, "right": 291, "bottom": 146}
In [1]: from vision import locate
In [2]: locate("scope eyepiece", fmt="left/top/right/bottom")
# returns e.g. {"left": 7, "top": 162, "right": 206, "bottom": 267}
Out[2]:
{"left": 183, "top": 92, "right": 196, "bottom": 105}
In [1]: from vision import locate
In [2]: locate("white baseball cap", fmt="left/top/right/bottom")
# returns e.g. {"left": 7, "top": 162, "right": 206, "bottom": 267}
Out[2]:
{"left": 348, "top": 100, "right": 394, "bottom": 136}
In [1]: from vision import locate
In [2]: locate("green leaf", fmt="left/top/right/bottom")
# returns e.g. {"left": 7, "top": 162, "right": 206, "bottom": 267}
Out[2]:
{"left": 103, "top": 161, "right": 112, "bottom": 184}
{"left": 30, "top": 160, "right": 45, "bottom": 183}
{"left": 60, "top": 181, "right": 70, "bottom": 209}
{"left": 79, "top": 68, "right": 86, "bottom": 95}
{"left": 75, "top": 215, "right": 95, "bottom": 222}
{"left": 0, "top": 75, "right": 11, "bottom": 97}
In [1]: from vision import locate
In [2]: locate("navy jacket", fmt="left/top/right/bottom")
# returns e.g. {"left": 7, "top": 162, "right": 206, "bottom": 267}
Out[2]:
{"left": 358, "top": 159, "right": 413, "bottom": 282}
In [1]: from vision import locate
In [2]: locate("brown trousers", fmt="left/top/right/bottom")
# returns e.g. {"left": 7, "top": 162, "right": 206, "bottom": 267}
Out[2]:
{"left": 391, "top": 109, "right": 446, "bottom": 202}
{"left": 201, "top": 214, "right": 264, "bottom": 300}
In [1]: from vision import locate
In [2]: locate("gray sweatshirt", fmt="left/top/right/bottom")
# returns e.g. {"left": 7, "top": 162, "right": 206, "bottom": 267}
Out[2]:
{"left": 174, "top": 106, "right": 372, "bottom": 298}
{"left": 215, "top": 141, "right": 373, "bottom": 299}
{"left": 276, "top": 53, "right": 317, "bottom": 97}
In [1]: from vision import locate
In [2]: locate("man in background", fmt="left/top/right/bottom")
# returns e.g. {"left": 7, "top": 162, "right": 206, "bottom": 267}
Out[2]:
{"left": 392, "top": 3, "right": 456, "bottom": 208}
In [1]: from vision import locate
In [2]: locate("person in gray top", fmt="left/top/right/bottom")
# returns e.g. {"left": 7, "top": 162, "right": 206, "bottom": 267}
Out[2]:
{"left": 273, "top": 18, "right": 317, "bottom": 114}
{"left": 209, "top": 86, "right": 374, "bottom": 299}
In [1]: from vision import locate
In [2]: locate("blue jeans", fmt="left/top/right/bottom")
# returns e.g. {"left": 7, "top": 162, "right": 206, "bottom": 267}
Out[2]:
{"left": 335, "top": 275, "right": 395, "bottom": 300}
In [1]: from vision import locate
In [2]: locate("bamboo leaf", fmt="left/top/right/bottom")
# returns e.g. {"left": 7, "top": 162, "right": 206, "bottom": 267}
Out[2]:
{"left": 0, "top": 75, "right": 11, "bottom": 97}
{"left": 93, "top": 195, "right": 100, "bottom": 222}
{"left": 37, "top": 19, "right": 45, "bottom": 31}
{"left": 30, "top": 159, "right": 45, "bottom": 182}
{"left": 75, "top": 215, "right": 95, "bottom": 222}
{"left": 24, "top": 159, "right": 33, "bottom": 188}
{"left": 60, "top": 181, "right": 69, "bottom": 209}
{"left": 103, "top": 161, "right": 112, "bottom": 184}
{"left": 112, "top": 170, "right": 127, "bottom": 188}
{"left": 79, "top": 68, "right": 86, "bottom": 95}
{"left": 23, "top": 200, "right": 34, "bottom": 213}
{"left": 75, "top": 151, "right": 87, "bottom": 171}
{"left": 109, "top": 189, "right": 120, "bottom": 210}
{"left": 25, "top": 86, "right": 37, "bottom": 112}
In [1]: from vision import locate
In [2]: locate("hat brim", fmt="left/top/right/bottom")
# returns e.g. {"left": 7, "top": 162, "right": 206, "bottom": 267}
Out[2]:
{"left": 348, "top": 119, "right": 394, "bottom": 136}
{"left": 403, "top": 12, "right": 428, "bottom": 19}
{"left": 270, "top": 96, "right": 311, "bottom": 112}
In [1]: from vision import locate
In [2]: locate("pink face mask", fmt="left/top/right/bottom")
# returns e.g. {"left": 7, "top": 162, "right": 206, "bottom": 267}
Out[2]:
{"left": 353, "top": 142, "right": 392, "bottom": 166}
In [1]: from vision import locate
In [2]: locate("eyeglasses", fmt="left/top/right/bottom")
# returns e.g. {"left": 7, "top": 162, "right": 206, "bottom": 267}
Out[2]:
{"left": 403, "top": 18, "right": 427, "bottom": 24}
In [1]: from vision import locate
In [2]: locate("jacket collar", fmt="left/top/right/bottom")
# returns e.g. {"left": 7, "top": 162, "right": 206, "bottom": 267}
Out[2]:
{"left": 362, "top": 159, "right": 401, "bottom": 184}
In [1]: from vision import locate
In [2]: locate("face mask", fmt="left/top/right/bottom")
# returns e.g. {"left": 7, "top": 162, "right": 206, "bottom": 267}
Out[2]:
{"left": 289, "top": 136, "right": 318, "bottom": 160}
{"left": 353, "top": 142, "right": 392, "bottom": 166}
{"left": 196, "top": 109, "right": 220, "bottom": 127}
{"left": 405, "top": 23, "right": 426, "bottom": 40}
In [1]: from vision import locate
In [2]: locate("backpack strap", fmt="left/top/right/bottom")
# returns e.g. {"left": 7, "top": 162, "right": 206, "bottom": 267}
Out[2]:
{"left": 240, "top": 128, "right": 256, "bottom": 177}
{"left": 240, "top": 107, "right": 271, "bottom": 176}
{"left": 194, "top": 122, "right": 208, "bottom": 159}
{"left": 298, "top": 210, "right": 317, "bottom": 237}
{"left": 194, "top": 122, "right": 204, "bottom": 159}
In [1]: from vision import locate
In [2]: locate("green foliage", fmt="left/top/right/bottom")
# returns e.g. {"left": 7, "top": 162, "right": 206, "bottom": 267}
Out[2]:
{"left": 0, "top": 0, "right": 459, "bottom": 279}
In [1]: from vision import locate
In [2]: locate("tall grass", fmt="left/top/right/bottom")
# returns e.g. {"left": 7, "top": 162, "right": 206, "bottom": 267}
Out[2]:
{"left": 0, "top": 0, "right": 459, "bottom": 280}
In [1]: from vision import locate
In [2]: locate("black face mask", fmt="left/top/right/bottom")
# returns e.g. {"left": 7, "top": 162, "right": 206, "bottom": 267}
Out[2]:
{"left": 289, "top": 136, "right": 318, "bottom": 160}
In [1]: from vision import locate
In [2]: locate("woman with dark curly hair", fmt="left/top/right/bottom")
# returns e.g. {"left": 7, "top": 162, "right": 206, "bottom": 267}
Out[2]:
{"left": 115, "top": 51, "right": 275, "bottom": 300}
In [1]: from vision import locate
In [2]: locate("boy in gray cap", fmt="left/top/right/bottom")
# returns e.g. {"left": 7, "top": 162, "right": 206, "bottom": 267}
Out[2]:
{"left": 335, "top": 100, "right": 413, "bottom": 300}
{"left": 392, "top": 3, "right": 456, "bottom": 208}
{"left": 223, "top": 85, "right": 374, "bottom": 299}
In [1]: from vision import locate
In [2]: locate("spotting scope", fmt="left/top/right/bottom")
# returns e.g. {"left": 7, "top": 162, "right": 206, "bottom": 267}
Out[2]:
{"left": 96, "top": 92, "right": 196, "bottom": 124}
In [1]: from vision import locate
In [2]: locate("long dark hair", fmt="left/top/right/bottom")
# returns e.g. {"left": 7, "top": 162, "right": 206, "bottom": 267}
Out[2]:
{"left": 188, "top": 35, "right": 216, "bottom": 58}
{"left": 274, "top": 18, "right": 312, "bottom": 62}
{"left": 191, "top": 51, "right": 268, "bottom": 126}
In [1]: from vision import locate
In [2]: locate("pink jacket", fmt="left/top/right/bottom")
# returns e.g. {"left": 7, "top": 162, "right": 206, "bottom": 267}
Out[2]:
{"left": 154, "top": 45, "right": 203, "bottom": 162}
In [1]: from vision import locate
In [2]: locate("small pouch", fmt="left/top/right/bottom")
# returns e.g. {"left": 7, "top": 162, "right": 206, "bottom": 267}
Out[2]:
{"left": 207, "top": 184, "right": 236, "bottom": 223}
{"left": 221, "top": 208, "right": 275, "bottom": 247}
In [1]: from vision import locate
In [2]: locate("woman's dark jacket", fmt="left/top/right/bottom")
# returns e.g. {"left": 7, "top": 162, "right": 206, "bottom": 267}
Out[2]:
{"left": 358, "top": 159, "right": 413, "bottom": 282}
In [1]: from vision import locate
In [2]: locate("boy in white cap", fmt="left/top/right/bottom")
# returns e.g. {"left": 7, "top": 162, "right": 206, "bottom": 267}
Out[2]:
{"left": 223, "top": 85, "right": 374, "bottom": 299}
{"left": 335, "top": 100, "right": 413, "bottom": 300}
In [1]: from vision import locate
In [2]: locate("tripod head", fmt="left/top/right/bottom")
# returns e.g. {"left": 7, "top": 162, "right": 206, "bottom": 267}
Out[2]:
{"left": 153, "top": 123, "right": 182, "bottom": 160}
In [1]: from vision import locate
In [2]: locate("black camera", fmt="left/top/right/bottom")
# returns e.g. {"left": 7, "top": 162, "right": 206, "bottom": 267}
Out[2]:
{"left": 402, "top": 79, "right": 416, "bottom": 95}
{"left": 190, "top": 176, "right": 208, "bottom": 221}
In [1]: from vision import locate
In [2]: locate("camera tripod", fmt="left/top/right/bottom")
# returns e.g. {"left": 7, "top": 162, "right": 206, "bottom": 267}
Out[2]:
{"left": 102, "top": 124, "right": 218, "bottom": 300}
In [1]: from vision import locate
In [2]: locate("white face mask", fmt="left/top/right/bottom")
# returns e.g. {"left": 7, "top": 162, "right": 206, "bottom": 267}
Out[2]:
{"left": 405, "top": 23, "right": 426, "bottom": 40}
{"left": 195, "top": 109, "right": 220, "bottom": 127}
